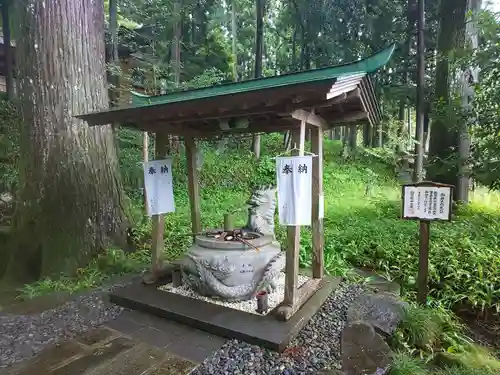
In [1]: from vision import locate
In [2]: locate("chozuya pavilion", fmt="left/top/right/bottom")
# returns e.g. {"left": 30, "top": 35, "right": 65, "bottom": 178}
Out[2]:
{"left": 77, "top": 44, "right": 395, "bottom": 351}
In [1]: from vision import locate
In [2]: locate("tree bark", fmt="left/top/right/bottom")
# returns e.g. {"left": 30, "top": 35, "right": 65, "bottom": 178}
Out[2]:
{"left": 7, "top": 0, "right": 128, "bottom": 281}
{"left": 349, "top": 125, "right": 357, "bottom": 150}
{"left": 172, "top": 1, "right": 182, "bottom": 88}
{"left": 231, "top": 0, "right": 238, "bottom": 81}
{"left": 252, "top": 0, "right": 264, "bottom": 160}
{"left": 168, "top": 0, "right": 182, "bottom": 154}
{"left": 362, "top": 123, "right": 370, "bottom": 147}
{"left": 456, "top": 0, "right": 481, "bottom": 203}
{"left": 2, "top": 0, "right": 14, "bottom": 100}
{"left": 414, "top": 0, "right": 426, "bottom": 182}
{"left": 109, "top": 0, "right": 119, "bottom": 106}
{"left": 428, "top": 0, "right": 467, "bottom": 190}
{"left": 397, "top": 0, "right": 415, "bottom": 153}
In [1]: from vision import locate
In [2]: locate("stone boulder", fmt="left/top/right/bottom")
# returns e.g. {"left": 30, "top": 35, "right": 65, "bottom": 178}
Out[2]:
{"left": 350, "top": 269, "right": 401, "bottom": 296}
{"left": 347, "top": 292, "right": 407, "bottom": 336}
{"left": 341, "top": 322, "right": 391, "bottom": 375}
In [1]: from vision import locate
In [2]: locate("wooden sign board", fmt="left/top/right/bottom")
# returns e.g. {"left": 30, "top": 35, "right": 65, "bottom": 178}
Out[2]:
{"left": 400, "top": 181, "right": 454, "bottom": 305}
{"left": 401, "top": 182, "right": 453, "bottom": 221}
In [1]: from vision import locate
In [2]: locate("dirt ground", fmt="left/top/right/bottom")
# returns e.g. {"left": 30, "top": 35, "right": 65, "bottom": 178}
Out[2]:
{"left": 457, "top": 307, "right": 500, "bottom": 354}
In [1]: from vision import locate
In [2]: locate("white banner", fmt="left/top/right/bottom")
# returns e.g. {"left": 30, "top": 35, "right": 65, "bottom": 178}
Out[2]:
{"left": 276, "top": 156, "right": 313, "bottom": 226}
{"left": 402, "top": 185, "right": 452, "bottom": 220}
{"left": 144, "top": 159, "right": 175, "bottom": 216}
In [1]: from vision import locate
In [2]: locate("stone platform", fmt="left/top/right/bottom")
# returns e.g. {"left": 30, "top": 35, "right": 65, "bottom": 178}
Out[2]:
{"left": 2, "top": 324, "right": 200, "bottom": 375}
{"left": 109, "top": 276, "right": 341, "bottom": 352}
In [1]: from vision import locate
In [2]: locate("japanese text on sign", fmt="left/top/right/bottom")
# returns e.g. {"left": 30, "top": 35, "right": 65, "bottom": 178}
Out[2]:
{"left": 281, "top": 163, "right": 309, "bottom": 174}
{"left": 402, "top": 185, "right": 452, "bottom": 220}
{"left": 143, "top": 158, "right": 175, "bottom": 216}
{"left": 276, "top": 155, "right": 313, "bottom": 226}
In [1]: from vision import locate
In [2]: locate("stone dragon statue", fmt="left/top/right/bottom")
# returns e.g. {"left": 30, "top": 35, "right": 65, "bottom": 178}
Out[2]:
{"left": 244, "top": 184, "right": 277, "bottom": 238}
{"left": 179, "top": 185, "right": 286, "bottom": 301}
{"left": 182, "top": 251, "right": 285, "bottom": 301}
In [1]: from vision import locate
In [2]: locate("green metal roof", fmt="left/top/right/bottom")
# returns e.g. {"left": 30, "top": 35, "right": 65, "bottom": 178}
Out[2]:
{"left": 76, "top": 44, "right": 395, "bottom": 135}
{"left": 130, "top": 44, "right": 395, "bottom": 108}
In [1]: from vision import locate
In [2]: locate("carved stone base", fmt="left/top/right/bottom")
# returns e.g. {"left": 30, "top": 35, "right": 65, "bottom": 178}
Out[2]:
{"left": 179, "top": 233, "right": 285, "bottom": 301}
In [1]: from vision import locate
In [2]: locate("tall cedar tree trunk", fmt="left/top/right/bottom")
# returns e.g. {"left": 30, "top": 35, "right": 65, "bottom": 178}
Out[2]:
{"left": 109, "top": 0, "right": 119, "bottom": 106}
{"left": 397, "top": 0, "right": 415, "bottom": 153}
{"left": 252, "top": 0, "right": 264, "bottom": 159}
{"left": 231, "top": 0, "right": 238, "bottom": 81}
{"left": 428, "top": 0, "right": 467, "bottom": 193}
{"left": 456, "top": 0, "right": 481, "bottom": 203}
{"left": 168, "top": 0, "right": 182, "bottom": 154}
{"left": 2, "top": 0, "right": 14, "bottom": 100}
{"left": 7, "top": 0, "right": 128, "bottom": 281}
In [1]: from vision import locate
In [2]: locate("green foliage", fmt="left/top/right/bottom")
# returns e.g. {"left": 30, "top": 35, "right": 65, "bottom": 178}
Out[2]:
{"left": 390, "top": 350, "right": 500, "bottom": 375}
{"left": 390, "top": 352, "right": 429, "bottom": 375}
{"left": 438, "top": 344, "right": 500, "bottom": 373}
{"left": 391, "top": 305, "right": 471, "bottom": 356}
{"left": 390, "top": 305, "right": 500, "bottom": 375}
{"left": 16, "top": 248, "right": 149, "bottom": 300}
{"left": 437, "top": 367, "right": 493, "bottom": 375}
{"left": 323, "top": 195, "right": 500, "bottom": 313}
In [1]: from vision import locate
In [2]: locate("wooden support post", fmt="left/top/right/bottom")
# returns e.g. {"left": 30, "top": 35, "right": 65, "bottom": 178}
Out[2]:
{"left": 276, "top": 279, "right": 322, "bottom": 321}
{"left": 185, "top": 136, "right": 202, "bottom": 238}
{"left": 281, "top": 121, "right": 306, "bottom": 320}
{"left": 417, "top": 220, "right": 430, "bottom": 305}
{"left": 143, "top": 132, "right": 149, "bottom": 209}
{"left": 150, "top": 133, "right": 169, "bottom": 274}
{"left": 311, "top": 126, "right": 324, "bottom": 279}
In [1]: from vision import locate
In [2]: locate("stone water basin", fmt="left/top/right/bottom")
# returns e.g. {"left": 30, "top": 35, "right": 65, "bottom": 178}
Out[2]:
{"left": 177, "top": 230, "right": 285, "bottom": 301}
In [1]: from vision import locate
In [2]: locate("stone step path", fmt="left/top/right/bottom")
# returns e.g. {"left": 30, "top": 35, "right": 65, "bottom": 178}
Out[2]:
{"left": 2, "top": 310, "right": 226, "bottom": 375}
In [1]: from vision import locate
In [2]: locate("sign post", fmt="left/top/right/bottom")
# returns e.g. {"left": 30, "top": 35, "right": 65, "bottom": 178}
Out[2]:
{"left": 401, "top": 181, "right": 453, "bottom": 305}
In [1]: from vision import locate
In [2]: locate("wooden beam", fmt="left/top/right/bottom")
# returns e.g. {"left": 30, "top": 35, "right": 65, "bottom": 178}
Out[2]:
{"left": 291, "top": 109, "right": 328, "bottom": 129}
{"left": 358, "top": 87, "right": 376, "bottom": 126}
{"left": 150, "top": 133, "right": 169, "bottom": 274}
{"left": 282, "top": 121, "right": 305, "bottom": 318}
{"left": 328, "top": 111, "right": 369, "bottom": 126}
{"left": 125, "top": 108, "right": 369, "bottom": 137}
{"left": 364, "top": 76, "right": 383, "bottom": 122}
{"left": 275, "top": 278, "right": 322, "bottom": 321}
{"left": 184, "top": 136, "right": 202, "bottom": 237}
{"left": 311, "top": 125, "right": 324, "bottom": 279}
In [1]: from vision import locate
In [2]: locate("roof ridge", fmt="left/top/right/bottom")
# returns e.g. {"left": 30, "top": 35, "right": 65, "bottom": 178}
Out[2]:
{"left": 131, "top": 44, "right": 396, "bottom": 108}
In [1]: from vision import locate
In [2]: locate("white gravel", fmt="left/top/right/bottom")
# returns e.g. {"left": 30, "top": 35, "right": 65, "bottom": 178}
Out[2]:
{"left": 158, "top": 272, "right": 310, "bottom": 315}
{"left": 191, "top": 282, "right": 365, "bottom": 375}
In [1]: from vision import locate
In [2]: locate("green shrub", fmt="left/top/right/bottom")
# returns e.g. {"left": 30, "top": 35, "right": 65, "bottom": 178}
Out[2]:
{"left": 389, "top": 352, "right": 429, "bottom": 375}
{"left": 391, "top": 305, "right": 471, "bottom": 356}
{"left": 436, "top": 344, "right": 500, "bottom": 374}
{"left": 390, "top": 305, "right": 500, "bottom": 375}
{"left": 16, "top": 248, "right": 150, "bottom": 299}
